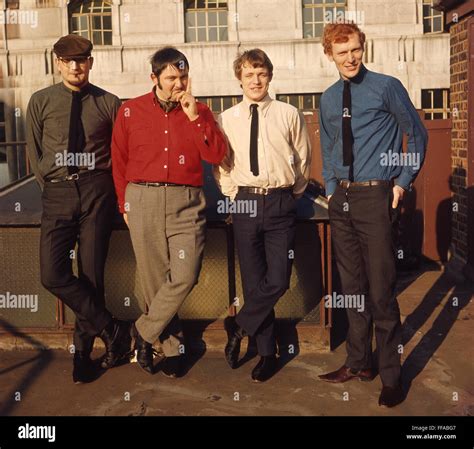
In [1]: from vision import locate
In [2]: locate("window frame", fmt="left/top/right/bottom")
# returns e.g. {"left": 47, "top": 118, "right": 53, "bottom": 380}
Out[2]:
{"left": 421, "top": 88, "right": 450, "bottom": 120}
{"left": 302, "top": 0, "right": 347, "bottom": 39}
{"left": 422, "top": 0, "right": 445, "bottom": 34}
{"left": 69, "top": 0, "right": 113, "bottom": 46}
{"left": 184, "top": 0, "right": 229, "bottom": 43}
{"left": 196, "top": 95, "right": 242, "bottom": 114}
{"left": 276, "top": 93, "right": 322, "bottom": 110}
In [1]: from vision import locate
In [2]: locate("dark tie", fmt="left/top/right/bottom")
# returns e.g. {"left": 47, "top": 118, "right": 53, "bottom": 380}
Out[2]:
{"left": 342, "top": 80, "right": 354, "bottom": 181}
{"left": 250, "top": 103, "right": 259, "bottom": 176}
{"left": 158, "top": 98, "right": 178, "bottom": 113}
{"left": 67, "top": 90, "right": 86, "bottom": 174}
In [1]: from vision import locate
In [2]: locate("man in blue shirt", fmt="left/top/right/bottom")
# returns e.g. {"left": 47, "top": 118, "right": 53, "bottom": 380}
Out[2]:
{"left": 318, "top": 23, "right": 428, "bottom": 408}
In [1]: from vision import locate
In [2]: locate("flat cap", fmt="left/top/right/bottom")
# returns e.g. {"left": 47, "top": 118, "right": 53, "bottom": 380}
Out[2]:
{"left": 53, "top": 34, "right": 93, "bottom": 58}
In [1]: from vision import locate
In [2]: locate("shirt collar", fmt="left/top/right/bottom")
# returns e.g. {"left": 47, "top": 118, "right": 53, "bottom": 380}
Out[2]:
{"left": 59, "top": 81, "right": 91, "bottom": 98}
{"left": 150, "top": 86, "right": 182, "bottom": 112}
{"left": 241, "top": 94, "right": 273, "bottom": 118}
{"left": 338, "top": 64, "right": 368, "bottom": 87}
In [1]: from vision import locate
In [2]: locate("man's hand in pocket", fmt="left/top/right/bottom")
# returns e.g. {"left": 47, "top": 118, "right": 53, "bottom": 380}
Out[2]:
{"left": 392, "top": 185, "right": 405, "bottom": 209}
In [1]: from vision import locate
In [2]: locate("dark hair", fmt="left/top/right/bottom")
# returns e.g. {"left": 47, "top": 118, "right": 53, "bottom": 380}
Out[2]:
{"left": 150, "top": 46, "right": 189, "bottom": 77}
{"left": 233, "top": 49, "right": 273, "bottom": 80}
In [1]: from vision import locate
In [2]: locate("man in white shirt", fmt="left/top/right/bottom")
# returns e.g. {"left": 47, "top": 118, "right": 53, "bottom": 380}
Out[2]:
{"left": 214, "top": 49, "right": 312, "bottom": 382}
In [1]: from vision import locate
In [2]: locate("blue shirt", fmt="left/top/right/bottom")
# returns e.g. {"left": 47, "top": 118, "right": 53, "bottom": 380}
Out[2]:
{"left": 319, "top": 65, "right": 428, "bottom": 196}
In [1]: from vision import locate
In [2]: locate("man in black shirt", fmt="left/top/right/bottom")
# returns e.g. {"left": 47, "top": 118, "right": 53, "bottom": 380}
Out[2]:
{"left": 26, "top": 34, "right": 131, "bottom": 383}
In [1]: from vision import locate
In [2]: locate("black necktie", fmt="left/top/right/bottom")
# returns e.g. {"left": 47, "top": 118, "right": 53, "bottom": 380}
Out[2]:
{"left": 250, "top": 103, "right": 259, "bottom": 176}
{"left": 67, "top": 90, "right": 86, "bottom": 174}
{"left": 342, "top": 81, "right": 354, "bottom": 181}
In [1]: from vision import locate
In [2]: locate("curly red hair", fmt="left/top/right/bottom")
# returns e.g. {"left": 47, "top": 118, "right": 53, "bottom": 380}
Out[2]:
{"left": 322, "top": 23, "right": 366, "bottom": 55}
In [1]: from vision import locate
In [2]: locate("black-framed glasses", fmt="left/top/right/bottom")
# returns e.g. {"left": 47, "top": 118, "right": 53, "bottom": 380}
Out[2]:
{"left": 58, "top": 57, "right": 91, "bottom": 67}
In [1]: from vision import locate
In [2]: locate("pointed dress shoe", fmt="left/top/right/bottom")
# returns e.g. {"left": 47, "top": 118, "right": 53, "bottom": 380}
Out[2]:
{"left": 224, "top": 317, "right": 247, "bottom": 369}
{"left": 379, "top": 384, "right": 405, "bottom": 408}
{"left": 251, "top": 355, "right": 278, "bottom": 382}
{"left": 160, "top": 355, "right": 183, "bottom": 378}
{"left": 99, "top": 319, "right": 132, "bottom": 369}
{"left": 318, "top": 365, "right": 374, "bottom": 383}
{"left": 72, "top": 351, "right": 96, "bottom": 384}
{"left": 131, "top": 323, "right": 154, "bottom": 374}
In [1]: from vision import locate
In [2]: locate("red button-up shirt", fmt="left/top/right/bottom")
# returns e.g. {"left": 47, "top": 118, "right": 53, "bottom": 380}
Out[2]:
{"left": 111, "top": 89, "right": 227, "bottom": 213}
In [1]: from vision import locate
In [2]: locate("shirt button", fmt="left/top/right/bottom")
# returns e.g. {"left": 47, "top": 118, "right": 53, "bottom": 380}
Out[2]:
{"left": 197, "top": 124, "right": 201, "bottom": 127}
{"left": 164, "top": 165, "right": 167, "bottom": 169}
{"left": 164, "top": 147, "right": 168, "bottom": 151}
{"left": 165, "top": 114, "right": 168, "bottom": 117}
{"left": 165, "top": 130, "right": 168, "bottom": 133}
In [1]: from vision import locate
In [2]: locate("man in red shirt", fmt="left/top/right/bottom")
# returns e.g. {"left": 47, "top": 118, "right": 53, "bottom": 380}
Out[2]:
{"left": 112, "top": 47, "right": 227, "bottom": 377}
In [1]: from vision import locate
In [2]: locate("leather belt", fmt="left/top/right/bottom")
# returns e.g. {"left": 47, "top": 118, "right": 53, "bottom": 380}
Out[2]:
{"left": 238, "top": 186, "right": 292, "bottom": 195}
{"left": 133, "top": 181, "right": 196, "bottom": 188}
{"left": 338, "top": 179, "right": 392, "bottom": 189}
{"left": 47, "top": 171, "right": 108, "bottom": 183}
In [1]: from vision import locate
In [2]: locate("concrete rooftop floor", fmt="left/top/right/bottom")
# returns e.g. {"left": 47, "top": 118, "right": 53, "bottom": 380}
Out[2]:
{"left": 0, "top": 266, "right": 472, "bottom": 417}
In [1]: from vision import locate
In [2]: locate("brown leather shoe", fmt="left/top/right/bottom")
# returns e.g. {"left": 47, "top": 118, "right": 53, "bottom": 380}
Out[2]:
{"left": 319, "top": 365, "right": 374, "bottom": 383}
{"left": 379, "top": 384, "right": 405, "bottom": 408}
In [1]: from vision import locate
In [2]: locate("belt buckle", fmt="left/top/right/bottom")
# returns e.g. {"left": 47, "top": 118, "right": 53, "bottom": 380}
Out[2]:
{"left": 68, "top": 173, "right": 79, "bottom": 181}
{"left": 341, "top": 179, "right": 350, "bottom": 189}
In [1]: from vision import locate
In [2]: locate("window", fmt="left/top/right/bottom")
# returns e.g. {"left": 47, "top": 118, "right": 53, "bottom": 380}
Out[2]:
{"left": 423, "top": 0, "right": 445, "bottom": 34}
{"left": 185, "top": 0, "right": 228, "bottom": 43}
{"left": 36, "top": 1, "right": 57, "bottom": 7}
{"left": 197, "top": 96, "right": 241, "bottom": 113}
{"left": 6, "top": 0, "right": 19, "bottom": 9}
{"left": 302, "top": 0, "right": 346, "bottom": 39}
{"left": 277, "top": 93, "right": 322, "bottom": 110}
{"left": 421, "top": 89, "right": 450, "bottom": 119}
{"left": 69, "top": 0, "right": 113, "bottom": 45}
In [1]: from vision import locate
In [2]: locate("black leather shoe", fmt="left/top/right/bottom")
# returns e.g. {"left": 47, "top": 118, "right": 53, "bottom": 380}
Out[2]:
{"left": 99, "top": 319, "right": 132, "bottom": 369}
{"left": 251, "top": 356, "right": 278, "bottom": 382}
{"left": 161, "top": 355, "right": 183, "bottom": 378}
{"left": 224, "top": 316, "right": 247, "bottom": 369}
{"left": 131, "top": 324, "right": 153, "bottom": 374}
{"left": 379, "top": 384, "right": 405, "bottom": 408}
{"left": 72, "top": 351, "right": 95, "bottom": 384}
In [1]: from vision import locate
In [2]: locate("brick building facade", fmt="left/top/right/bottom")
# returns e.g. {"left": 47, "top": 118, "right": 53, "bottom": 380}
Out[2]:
{"left": 436, "top": 0, "right": 474, "bottom": 281}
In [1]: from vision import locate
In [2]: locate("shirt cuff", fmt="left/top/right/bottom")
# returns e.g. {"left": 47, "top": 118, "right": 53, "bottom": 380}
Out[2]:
{"left": 325, "top": 180, "right": 337, "bottom": 197}
{"left": 118, "top": 198, "right": 126, "bottom": 214}
{"left": 223, "top": 185, "right": 239, "bottom": 201}
{"left": 394, "top": 172, "right": 412, "bottom": 191}
{"left": 191, "top": 114, "right": 205, "bottom": 130}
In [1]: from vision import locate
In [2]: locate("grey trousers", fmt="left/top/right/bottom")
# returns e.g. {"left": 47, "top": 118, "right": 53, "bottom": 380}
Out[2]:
{"left": 125, "top": 183, "right": 206, "bottom": 356}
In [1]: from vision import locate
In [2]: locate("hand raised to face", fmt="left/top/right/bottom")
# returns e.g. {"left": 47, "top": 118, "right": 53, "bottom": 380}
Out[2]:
{"left": 177, "top": 77, "right": 199, "bottom": 122}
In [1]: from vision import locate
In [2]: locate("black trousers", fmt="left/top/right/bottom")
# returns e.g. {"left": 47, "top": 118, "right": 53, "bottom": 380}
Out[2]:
{"left": 329, "top": 183, "right": 402, "bottom": 386}
{"left": 40, "top": 171, "right": 116, "bottom": 353}
{"left": 232, "top": 189, "right": 296, "bottom": 357}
